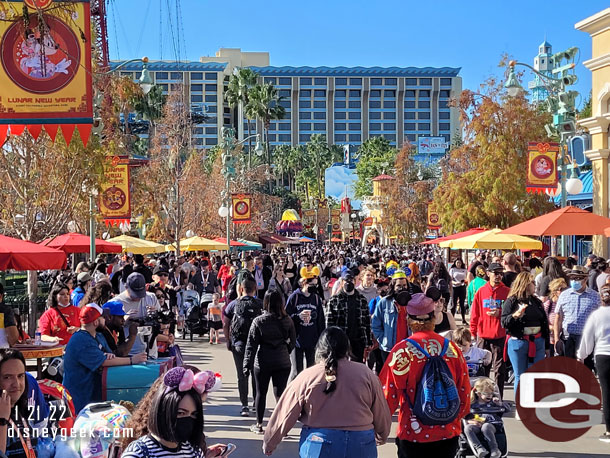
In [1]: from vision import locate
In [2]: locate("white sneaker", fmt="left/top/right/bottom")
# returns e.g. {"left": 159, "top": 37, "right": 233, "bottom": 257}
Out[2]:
{"left": 490, "top": 449, "right": 502, "bottom": 458}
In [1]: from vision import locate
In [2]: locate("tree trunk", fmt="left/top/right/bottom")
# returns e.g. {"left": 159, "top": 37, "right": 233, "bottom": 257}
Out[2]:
{"left": 27, "top": 270, "right": 38, "bottom": 336}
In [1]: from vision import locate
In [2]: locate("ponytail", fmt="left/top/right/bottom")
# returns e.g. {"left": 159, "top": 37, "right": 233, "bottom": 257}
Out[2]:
{"left": 315, "top": 327, "right": 350, "bottom": 395}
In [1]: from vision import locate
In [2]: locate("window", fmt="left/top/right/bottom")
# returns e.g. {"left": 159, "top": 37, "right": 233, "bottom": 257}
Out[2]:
{"left": 268, "top": 122, "right": 276, "bottom": 130}
{"left": 385, "top": 78, "right": 397, "bottom": 85}
{"left": 349, "top": 134, "right": 361, "bottom": 141}
{"left": 405, "top": 112, "right": 416, "bottom": 119}
{"left": 349, "top": 78, "right": 362, "bottom": 85}
{"left": 268, "top": 134, "right": 276, "bottom": 142}
{"left": 205, "top": 84, "right": 217, "bottom": 91}
{"left": 314, "top": 78, "right": 327, "bottom": 85}
{"left": 418, "top": 101, "right": 430, "bottom": 108}
{"left": 419, "top": 78, "right": 432, "bottom": 85}
{"left": 334, "top": 100, "right": 346, "bottom": 108}
{"left": 300, "top": 112, "right": 312, "bottom": 119}
{"left": 278, "top": 134, "right": 291, "bottom": 142}
{"left": 284, "top": 112, "right": 292, "bottom": 119}
{"left": 439, "top": 123, "right": 451, "bottom": 131}
{"left": 300, "top": 90, "right": 311, "bottom": 97}
{"left": 205, "top": 138, "right": 218, "bottom": 145}
{"left": 335, "top": 134, "right": 346, "bottom": 141}
{"left": 314, "top": 101, "right": 326, "bottom": 108}
{"left": 383, "top": 112, "right": 396, "bottom": 119}
{"left": 279, "top": 100, "right": 291, "bottom": 108}
{"left": 300, "top": 100, "right": 311, "bottom": 108}
{"left": 439, "top": 100, "right": 448, "bottom": 108}
{"left": 264, "top": 77, "right": 277, "bottom": 84}
{"left": 418, "top": 123, "right": 430, "bottom": 130}
{"left": 335, "top": 90, "right": 346, "bottom": 97}
{"left": 405, "top": 123, "right": 416, "bottom": 130}
{"left": 383, "top": 123, "right": 396, "bottom": 130}
{"left": 406, "top": 134, "right": 416, "bottom": 142}
{"left": 299, "top": 123, "right": 311, "bottom": 131}
{"left": 348, "top": 112, "right": 361, "bottom": 119}
{"left": 439, "top": 111, "right": 450, "bottom": 119}
{"left": 349, "top": 89, "right": 361, "bottom": 97}
{"left": 205, "top": 94, "right": 217, "bottom": 102}
{"left": 279, "top": 89, "right": 291, "bottom": 97}
{"left": 371, "top": 78, "right": 382, "bottom": 85}
{"left": 206, "top": 127, "right": 216, "bottom": 134}
{"left": 383, "top": 100, "right": 396, "bottom": 108}
{"left": 369, "top": 111, "right": 381, "bottom": 119}
{"left": 405, "top": 100, "right": 415, "bottom": 108}
{"left": 205, "top": 73, "right": 218, "bottom": 80}
{"left": 383, "top": 134, "right": 396, "bottom": 141}
{"left": 405, "top": 90, "right": 416, "bottom": 97}
{"left": 156, "top": 72, "right": 168, "bottom": 80}
{"left": 349, "top": 100, "right": 361, "bottom": 108}
{"left": 406, "top": 78, "right": 417, "bottom": 86}
{"left": 314, "top": 123, "right": 326, "bottom": 130}
{"left": 418, "top": 112, "right": 430, "bottom": 119}
{"left": 369, "top": 123, "right": 381, "bottom": 130}
{"left": 348, "top": 123, "right": 361, "bottom": 130}
{"left": 191, "top": 95, "right": 203, "bottom": 102}
{"left": 384, "top": 90, "right": 396, "bottom": 97}
{"left": 369, "top": 100, "right": 381, "bottom": 108}
{"left": 299, "top": 134, "right": 311, "bottom": 142}
{"left": 440, "top": 78, "right": 452, "bottom": 86}
{"left": 300, "top": 77, "right": 312, "bottom": 85}
{"left": 335, "top": 123, "right": 346, "bottom": 130}
{"left": 279, "top": 77, "right": 292, "bottom": 85}
{"left": 191, "top": 72, "right": 203, "bottom": 80}
{"left": 335, "top": 111, "right": 346, "bottom": 119}
{"left": 313, "top": 112, "right": 326, "bottom": 119}
{"left": 314, "top": 89, "right": 326, "bottom": 97}
{"left": 370, "top": 90, "right": 381, "bottom": 97}
{"left": 419, "top": 90, "right": 430, "bottom": 97}
{"left": 335, "top": 78, "right": 347, "bottom": 85}
{"left": 278, "top": 123, "right": 291, "bottom": 131}
{"left": 191, "top": 84, "right": 203, "bottom": 91}
{"left": 440, "top": 90, "right": 451, "bottom": 98}
{"left": 193, "top": 127, "right": 204, "bottom": 134}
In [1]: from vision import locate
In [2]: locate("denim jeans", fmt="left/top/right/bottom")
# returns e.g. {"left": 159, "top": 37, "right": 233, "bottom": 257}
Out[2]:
{"left": 299, "top": 427, "right": 377, "bottom": 458}
{"left": 506, "top": 336, "right": 545, "bottom": 393}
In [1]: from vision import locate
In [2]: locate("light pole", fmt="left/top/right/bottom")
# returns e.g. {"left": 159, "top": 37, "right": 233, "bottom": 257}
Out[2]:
{"left": 504, "top": 57, "right": 581, "bottom": 256}
{"left": 219, "top": 127, "right": 263, "bottom": 250}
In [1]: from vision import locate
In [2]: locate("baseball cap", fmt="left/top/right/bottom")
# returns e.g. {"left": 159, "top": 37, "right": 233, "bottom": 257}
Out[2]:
{"left": 80, "top": 303, "right": 103, "bottom": 324}
{"left": 406, "top": 293, "right": 435, "bottom": 318}
{"left": 486, "top": 263, "right": 504, "bottom": 273}
{"left": 341, "top": 270, "right": 354, "bottom": 281}
{"left": 103, "top": 300, "right": 126, "bottom": 316}
{"left": 153, "top": 264, "right": 169, "bottom": 275}
{"left": 77, "top": 272, "right": 91, "bottom": 283}
{"left": 126, "top": 272, "right": 147, "bottom": 299}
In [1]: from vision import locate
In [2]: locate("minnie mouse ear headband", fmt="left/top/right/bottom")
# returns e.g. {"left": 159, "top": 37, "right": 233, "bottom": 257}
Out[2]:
{"left": 300, "top": 265, "right": 321, "bottom": 279}
{"left": 374, "top": 277, "right": 390, "bottom": 286}
{"left": 163, "top": 367, "right": 222, "bottom": 395}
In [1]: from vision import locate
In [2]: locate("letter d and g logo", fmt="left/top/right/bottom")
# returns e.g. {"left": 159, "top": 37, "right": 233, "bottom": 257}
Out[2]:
{"left": 516, "top": 357, "right": 602, "bottom": 442}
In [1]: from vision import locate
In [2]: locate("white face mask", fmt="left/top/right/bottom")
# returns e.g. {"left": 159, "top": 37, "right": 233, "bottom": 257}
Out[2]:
{"left": 58, "top": 300, "right": 70, "bottom": 308}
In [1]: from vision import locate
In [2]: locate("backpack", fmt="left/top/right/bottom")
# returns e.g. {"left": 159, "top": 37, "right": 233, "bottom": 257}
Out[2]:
{"left": 405, "top": 338, "right": 460, "bottom": 425}
{"left": 436, "top": 277, "right": 449, "bottom": 293}
{"left": 230, "top": 296, "right": 263, "bottom": 344}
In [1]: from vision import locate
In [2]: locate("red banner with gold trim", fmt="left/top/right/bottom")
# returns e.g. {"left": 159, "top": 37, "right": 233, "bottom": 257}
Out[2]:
{"left": 427, "top": 202, "right": 441, "bottom": 229}
{"left": 100, "top": 156, "right": 130, "bottom": 226}
{"left": 232, "top": 193, "right": 252, "bottom": 224}
{"left": 526, "top": 142, "right": 559, "bottom": 193}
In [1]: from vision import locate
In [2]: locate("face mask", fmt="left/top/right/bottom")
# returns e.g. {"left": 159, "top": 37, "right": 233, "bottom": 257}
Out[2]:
{"left": 307, "top": 285, "right": 317, "bottom": 294}
{"left": 570, "top": 280, "right": 583, "bottom": 290}
{"left": 343, "top": 282, "right": 355, "bottom": 293}
{"left": 175, "top": 417, "right": 195, "bottom": 443}
{"left": 395, "top": 290, "right": 411, "bottom": 306}
{"left": 58, "top": 301, "right": 70, "bottom": 308}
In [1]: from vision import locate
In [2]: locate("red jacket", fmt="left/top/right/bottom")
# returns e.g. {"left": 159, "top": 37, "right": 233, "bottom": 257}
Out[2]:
{"left": 470, "top": 282, "right": 509, "bottom": 340}
{"left": 380, "top": 331, "right": 471, "bottom": 443}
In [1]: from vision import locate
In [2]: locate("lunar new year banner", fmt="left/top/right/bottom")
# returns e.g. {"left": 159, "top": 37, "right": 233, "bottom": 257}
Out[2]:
{"left": 427, "top": 202, "right": 441, "bottom": 229}
{"left": 0, "top": 1, "right": 93, "bottom": 144}
{"left": 232, "top": 194, "right": 252, "bottom": 224}
{"left": 526, "top": 142, "right": 559, "bottom": 193}
{"left": 100, "top": 156, "right": 131, "bottom": 226}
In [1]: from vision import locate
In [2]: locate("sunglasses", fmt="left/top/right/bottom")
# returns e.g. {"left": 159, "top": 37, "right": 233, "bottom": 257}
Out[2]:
{"left": 156, "top": 294, "right": 165, "bottom": 299}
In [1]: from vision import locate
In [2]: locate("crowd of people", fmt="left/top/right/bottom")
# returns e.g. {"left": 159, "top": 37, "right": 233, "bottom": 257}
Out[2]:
{"left": 0, "top": 243, "right": 608, "bottom": 457}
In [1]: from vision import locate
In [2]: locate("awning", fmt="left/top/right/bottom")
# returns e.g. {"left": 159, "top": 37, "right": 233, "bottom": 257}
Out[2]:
{"left": 1, "top": 235, "right": 67, "bottom": 270}
{"left": 501, "top": 206, "right": 610, "bottom": 236}
{"left": 440, "top": 228, "right": 542, "bottom": 250}
{"left": 43, "top": 232, "right": 122, "bottom": 254}
{"left": 107, "top": 235, "right": 166, "bottom": 254}
{"left": 259, "top": 233, "right": 299, "bottom": 245}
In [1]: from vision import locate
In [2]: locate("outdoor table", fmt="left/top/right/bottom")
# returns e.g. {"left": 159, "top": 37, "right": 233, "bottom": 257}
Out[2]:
{"left": 11, "top": 344, "right": 65, "bottom": 378}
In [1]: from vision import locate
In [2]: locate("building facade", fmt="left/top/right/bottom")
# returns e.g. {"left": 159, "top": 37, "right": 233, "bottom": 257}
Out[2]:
{"left": 528, "top": 40, "right": 554, "bottom": 103}
{"left": 112, "top": 48, "right": 462, "bottom": 151}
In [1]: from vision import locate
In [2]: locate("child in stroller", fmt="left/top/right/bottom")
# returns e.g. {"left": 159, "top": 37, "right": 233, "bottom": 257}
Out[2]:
{"left": 453, "top": 327, "right": 492, "bottom": 381}
{"left": 458, "top": 377, "right": 510, "bottom": 458}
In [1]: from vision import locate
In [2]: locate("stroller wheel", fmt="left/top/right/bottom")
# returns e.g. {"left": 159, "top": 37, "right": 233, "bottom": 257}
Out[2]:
{"left": 190, "top": 331, "right": 194, "bottom": 342}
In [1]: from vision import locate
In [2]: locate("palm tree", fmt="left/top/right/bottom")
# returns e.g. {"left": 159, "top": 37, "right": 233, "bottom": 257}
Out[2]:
{"left": 307, "top": 134, "right": 334, "bottom": 198}
{"left": 133, "top": 85, "right": 166, "bottom": 153}
{"left": 224, "top": 68, "right": 258, "bottom": 165}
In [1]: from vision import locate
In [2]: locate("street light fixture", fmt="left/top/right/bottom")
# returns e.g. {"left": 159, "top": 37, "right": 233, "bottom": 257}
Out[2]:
{"left": 504, "top": 63, "right": 524, "bottom": 97}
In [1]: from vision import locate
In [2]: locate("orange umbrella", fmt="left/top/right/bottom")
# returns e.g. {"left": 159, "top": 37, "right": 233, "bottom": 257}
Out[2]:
{"left": 421, "top": 228, "right": 487, "bottom": 245}
{"left": 501, "top": 207, "right": 610, "bottom": 236}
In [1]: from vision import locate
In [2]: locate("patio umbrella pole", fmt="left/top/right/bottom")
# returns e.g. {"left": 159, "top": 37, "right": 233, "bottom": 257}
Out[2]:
{"left": 27, "top": 270, "right": 37, "bottom": 336}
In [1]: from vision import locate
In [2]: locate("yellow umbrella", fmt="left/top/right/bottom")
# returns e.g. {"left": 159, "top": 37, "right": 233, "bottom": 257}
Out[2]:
{"left": 107, "top": 235, "right": 166, "bottom": 254}
{"left": 439, "top": 228, "right": 542, "bottom": 250}
{"left": 177, "top": 236, "right": 229, "bottom": 251}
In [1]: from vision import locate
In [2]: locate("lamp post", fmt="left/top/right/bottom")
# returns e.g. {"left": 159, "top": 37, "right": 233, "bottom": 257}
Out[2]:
{"left": 504, "top": 58, "right": 581, "bottom": 256}
{"left": 220, "top": 127, "right": 264, "bottom": 251}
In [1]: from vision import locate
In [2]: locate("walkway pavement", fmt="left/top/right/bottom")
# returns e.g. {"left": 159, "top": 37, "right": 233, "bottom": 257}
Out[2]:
{"left": 181, "top": 334, "right": 609, "bottom": 458}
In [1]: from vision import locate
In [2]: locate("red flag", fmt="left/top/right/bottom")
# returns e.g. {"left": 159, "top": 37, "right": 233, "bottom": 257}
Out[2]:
{"left": 9, "top": 125, "right": 25, "bottom": 136}
{"left": 0, "top": 125, "right": 8, "bottom": 145}
{"left": 27, "top": 125, "right": 42, "bottom": 140}
{"left": 61, "top": 125, "right": 75, "bottom": 145}
{"left": 44, "top": 125, "right": 59, "bottom": 142}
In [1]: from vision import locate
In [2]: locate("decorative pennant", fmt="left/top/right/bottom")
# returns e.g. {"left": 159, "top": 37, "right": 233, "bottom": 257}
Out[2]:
{"left": 9, "top": 125, "right": 25, "bottom": 136}
{"left": 231, "top": 193, "right": 252, "bottom": 224}
{"left": 99, "top": 156, "right": 131, "bottom": 225}
{"left": 27, "top": 125, "right": 42, "bottom": 140}
{"left": 427, "top": 202, "right": 441, "bottom": 229}
{"left": 0, "top": 125, "right": 8, "bottom": 144}
{"left": 61, "top": 124, "right": 75, "bottom": 145}
{"left": 44, "top": 124, "right": 59, "bottom": 142}
{"left": 77, "top": 124, "right": 93, "bottom": 147}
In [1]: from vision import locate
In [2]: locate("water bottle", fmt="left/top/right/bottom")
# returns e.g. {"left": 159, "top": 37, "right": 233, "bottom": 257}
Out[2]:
{"left": 35, "top": 331, "right": 41, "bottom": 346}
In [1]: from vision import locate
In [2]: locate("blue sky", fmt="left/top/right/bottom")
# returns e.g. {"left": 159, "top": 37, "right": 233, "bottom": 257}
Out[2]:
{"left": 107, "top": 0, "right": 608, "bottom": 108}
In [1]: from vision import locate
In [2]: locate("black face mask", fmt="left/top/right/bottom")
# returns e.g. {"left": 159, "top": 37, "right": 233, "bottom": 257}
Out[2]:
{"left": 395, "top": 290, "right": 411, "bottom": 306}
{"left": 344, "top": 281, "right": 355, "bottom": 293}
{"left": 307, "top": 285, "right": 317, "bottom": 294}
{"left": 175, "top": 417, "right": 196, "bottom": 443}
{"left": 379, "top": 289, "right": 388, "bottom": 297}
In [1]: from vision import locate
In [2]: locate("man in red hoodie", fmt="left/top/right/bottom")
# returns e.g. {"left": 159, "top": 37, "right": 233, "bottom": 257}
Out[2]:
{"left": 470, "top": 262, "right": 509, "bottom": 397}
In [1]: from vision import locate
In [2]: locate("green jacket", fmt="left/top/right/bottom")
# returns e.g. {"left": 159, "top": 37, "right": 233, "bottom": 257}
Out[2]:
{"left": 467, "top": 276, "right": 487, "bottom": 309}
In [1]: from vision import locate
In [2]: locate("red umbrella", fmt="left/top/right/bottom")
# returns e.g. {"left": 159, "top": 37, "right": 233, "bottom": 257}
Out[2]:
{"left": 501, "top": 207, "right": 610, "bottom": 236}
{"left": 213, "top": 237, "right": 247, "bottom": 247}
{"left": 0, "top": 235, "right": 67, "bottom": 270}
{"left": 42, "top": 232, "right": 122, "bottom": 254}
{"left": 421, "top": 228, "right": 487, "bottom": 245}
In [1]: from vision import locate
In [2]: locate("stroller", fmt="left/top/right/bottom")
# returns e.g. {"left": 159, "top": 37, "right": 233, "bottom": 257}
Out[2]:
{"left": 456, "top": 378, "right": 509, "bottom": 458}
{"left": 182, "top": 293, "right": 212, "bottom": 341}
